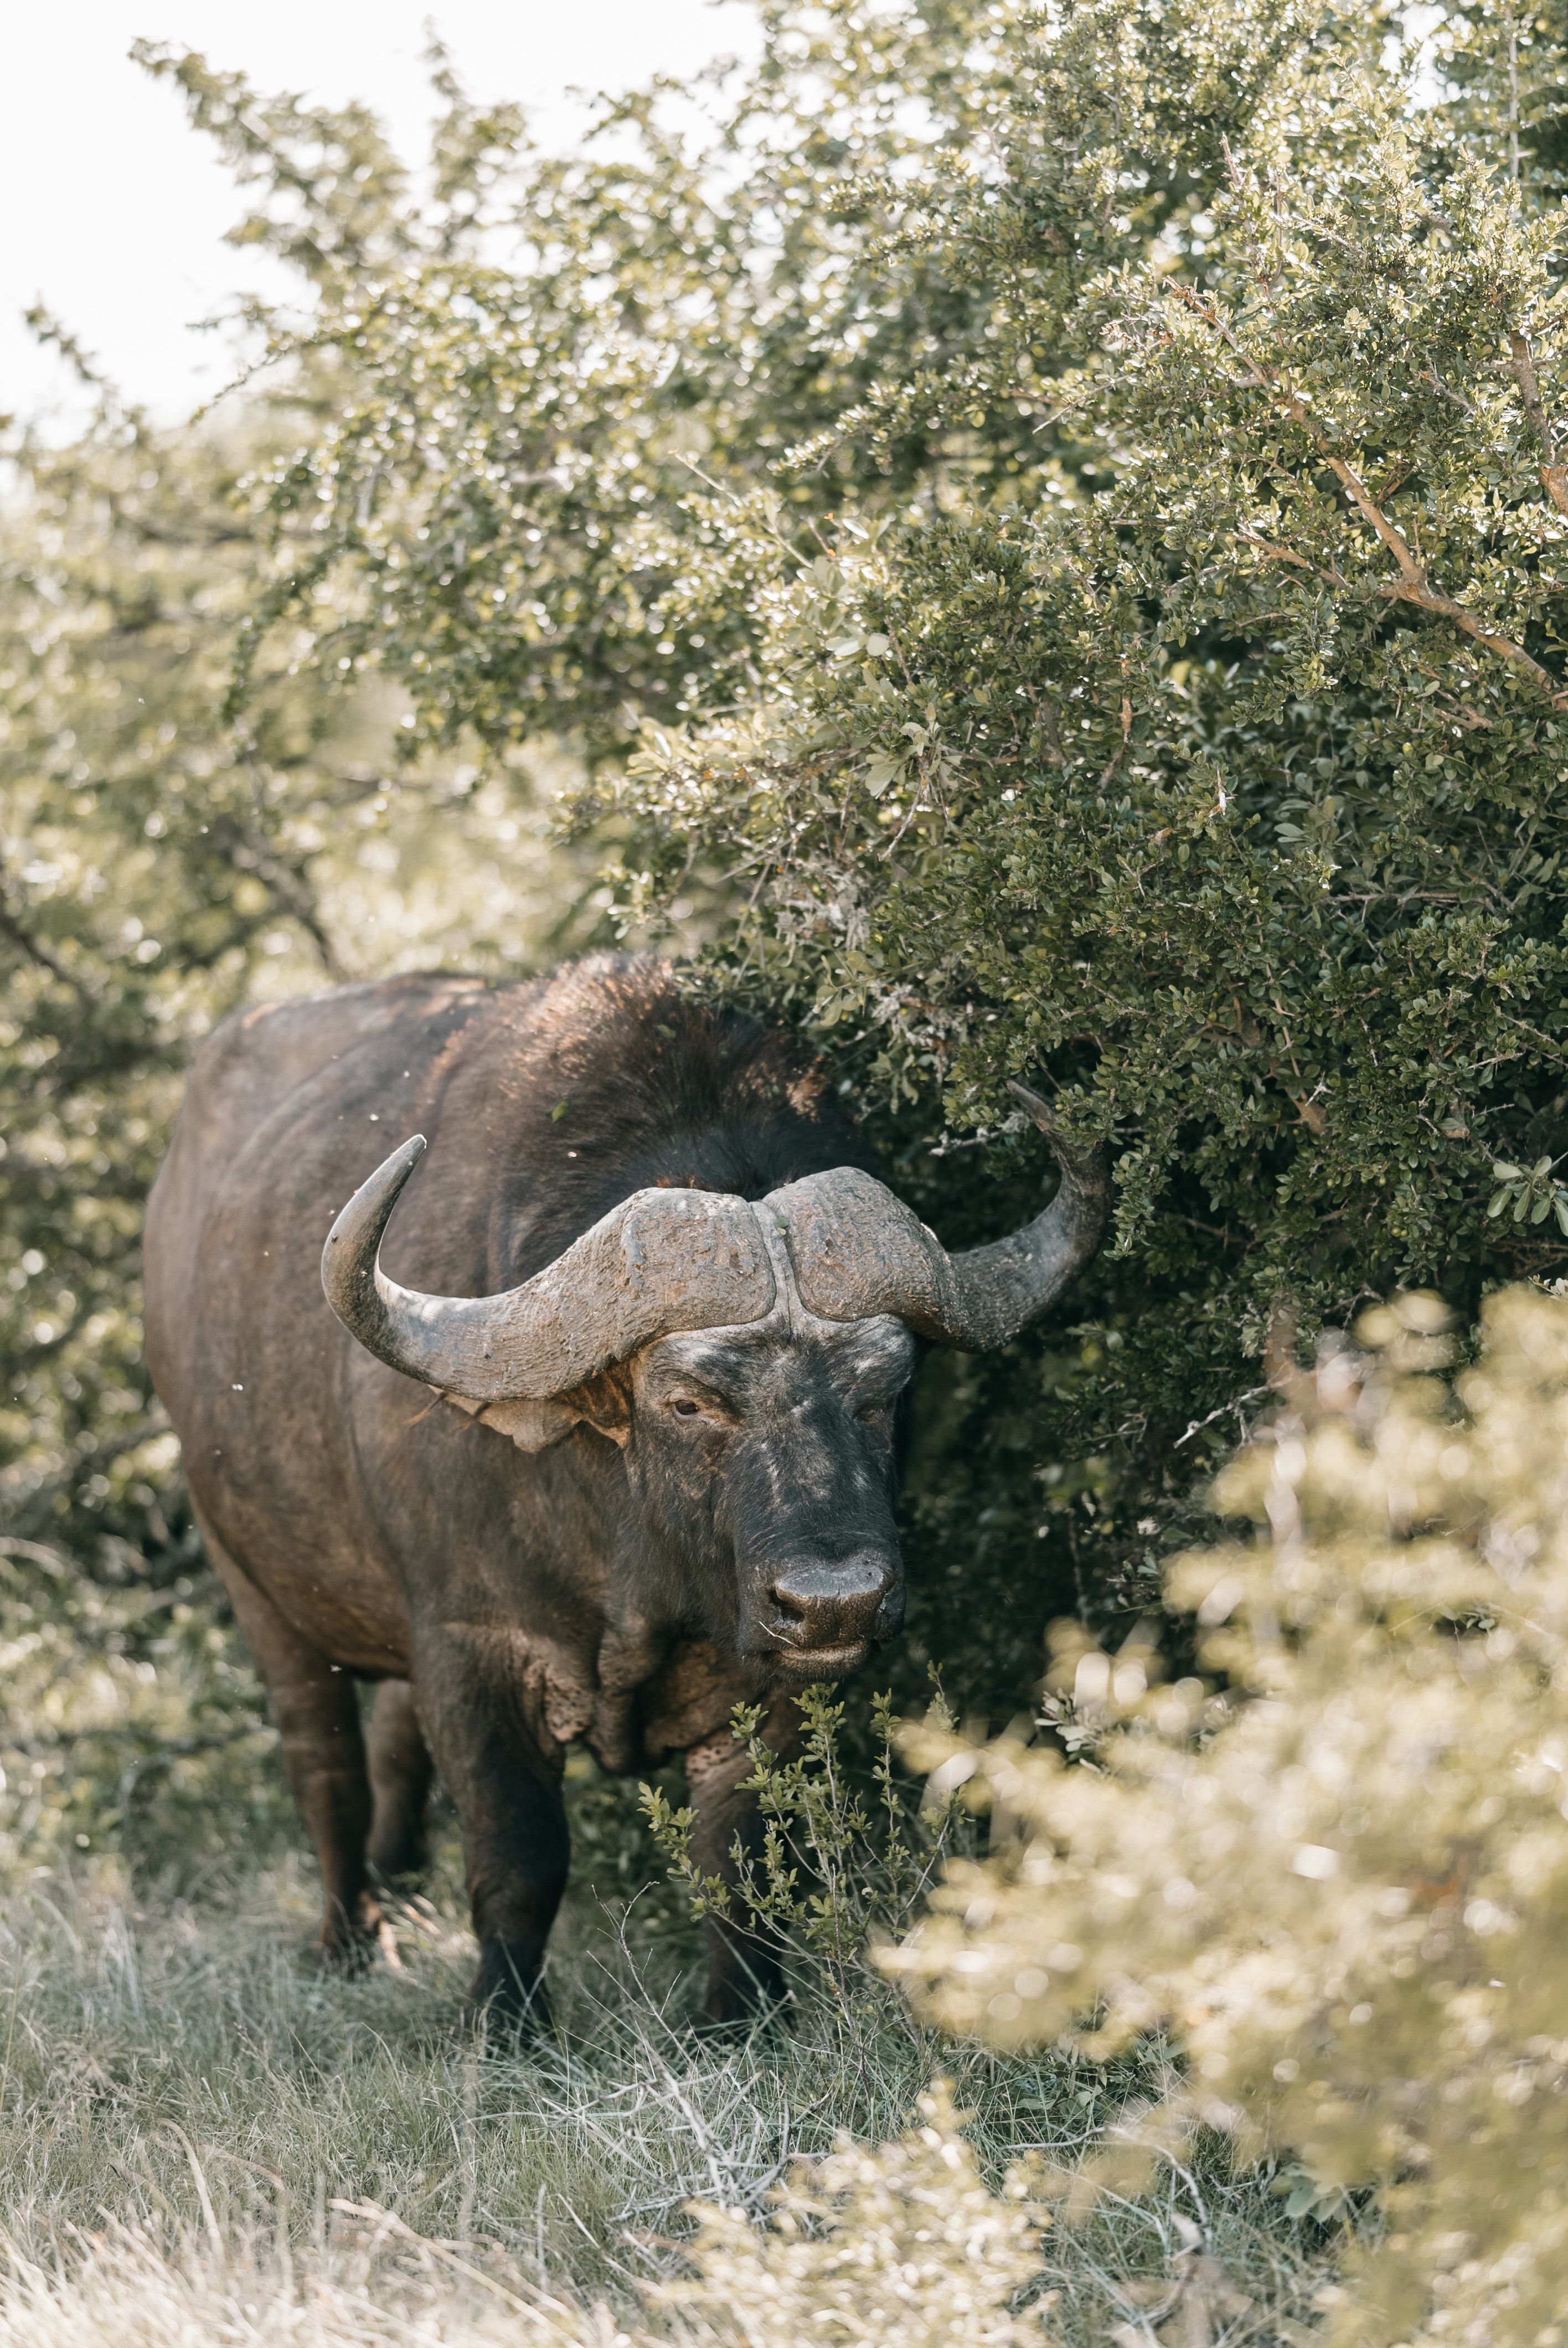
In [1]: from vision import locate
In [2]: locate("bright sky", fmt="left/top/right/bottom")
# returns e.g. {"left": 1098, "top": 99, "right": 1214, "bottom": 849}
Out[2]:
{"left": 3, "top": 1, "right": 759, "bottom": 428}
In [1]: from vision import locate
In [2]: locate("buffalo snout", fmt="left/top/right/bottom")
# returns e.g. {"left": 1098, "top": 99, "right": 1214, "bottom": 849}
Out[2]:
{"left": 760, "top": 1549, "right": 902, "bottom": 1671}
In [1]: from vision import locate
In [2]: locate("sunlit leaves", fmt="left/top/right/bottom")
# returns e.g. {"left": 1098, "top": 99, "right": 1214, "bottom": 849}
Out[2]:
{"left": 891, "top": 1289, "right": 1568, "bottom": 2346}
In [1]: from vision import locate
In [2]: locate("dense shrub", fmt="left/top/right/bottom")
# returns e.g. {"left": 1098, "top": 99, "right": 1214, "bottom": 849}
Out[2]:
{"left": 183, "top": 0, "right": 1568, "bottom": 1702}
{"left": 892, "top": 1286, "right": 1568, "bottom": 2344}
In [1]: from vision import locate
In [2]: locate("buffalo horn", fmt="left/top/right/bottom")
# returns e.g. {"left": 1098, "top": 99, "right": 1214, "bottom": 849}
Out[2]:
{"left": 765, "top": 1083, "right": 1107, "bottom": 1349}
{"left": 320, "top": 1134, "right": 776, "bottom": 1402}
{"left": 321, "top": 1086, "right": 1106, "bottom": 1398}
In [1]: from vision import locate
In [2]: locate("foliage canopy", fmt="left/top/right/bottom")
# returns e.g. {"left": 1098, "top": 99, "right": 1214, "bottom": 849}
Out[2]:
{"left": 184, "top": 0, "right": 1568, "bottom": 1678}
{"left": 12, "top": 0, "right": 1568, "bottom": 1810}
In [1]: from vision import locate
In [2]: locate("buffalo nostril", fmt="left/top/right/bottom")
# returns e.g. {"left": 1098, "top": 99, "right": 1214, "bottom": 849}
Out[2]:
{"left": 764, "top": 1556, "right": 896, "bottom": 1649}
{"left": 768, "top": 1585, "right": 811, "bottom": 1631}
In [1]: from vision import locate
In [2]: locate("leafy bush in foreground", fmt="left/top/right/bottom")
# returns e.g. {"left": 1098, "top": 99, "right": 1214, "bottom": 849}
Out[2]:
{"left": 893, "top": 1285, "right": 1568, "bottom": 2345}
{"left": 662, "top": 2085, "right": 1048, "bottom": 2348}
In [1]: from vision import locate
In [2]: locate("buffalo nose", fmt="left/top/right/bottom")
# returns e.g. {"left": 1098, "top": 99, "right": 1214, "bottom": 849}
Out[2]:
{"left": 765, "top": 1554, "right": 895, "bottom": 1652}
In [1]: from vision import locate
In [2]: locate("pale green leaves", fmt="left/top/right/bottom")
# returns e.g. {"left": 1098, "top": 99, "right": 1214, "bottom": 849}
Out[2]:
{"left": 1488, "top": 1157, "right": 1568, "bottom": 1234}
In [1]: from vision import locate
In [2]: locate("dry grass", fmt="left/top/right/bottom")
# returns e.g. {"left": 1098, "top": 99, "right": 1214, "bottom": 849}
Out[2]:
{"left": 0, "top": 1826, "right": 1339, "bottom": 2347}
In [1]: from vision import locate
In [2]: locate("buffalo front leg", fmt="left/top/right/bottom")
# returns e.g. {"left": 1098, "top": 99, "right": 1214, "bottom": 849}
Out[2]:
{"left": 411, "top": 1624, "right": 569, "bottom": 2036}
{"left": 365, "top": 1678, "right": 434, "bottom": 1884}
{"left": 684, "top": 1697, "right": 800, "bottom": 2030}
{"left": 198, "top": 1515, "right": 381, "bottom": 1961}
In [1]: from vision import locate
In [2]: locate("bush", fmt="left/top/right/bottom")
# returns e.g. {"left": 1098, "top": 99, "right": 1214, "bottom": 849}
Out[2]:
{"left": 661, "top": 2083, "right": 1048, "bottom": 2348}
{"left": 598, "top": 18, "right": 1568, "bottom": 1671}
{"left": 891, "top": 1285, "right": 1568, "bottom": 2345}
{"left": 641, "top": 1683, "right": 977, "bottom": 2027}
{"left": 180, "top": 0, "right": 1568, "bottom": 1697}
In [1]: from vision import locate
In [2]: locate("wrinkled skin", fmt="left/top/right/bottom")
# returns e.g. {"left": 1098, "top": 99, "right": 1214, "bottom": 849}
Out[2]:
{"left": 144, "top": 959, "right": 917, "bottom": 2030}
{"left": 622, "top": 1314, "right": 916, "bottom": 1676}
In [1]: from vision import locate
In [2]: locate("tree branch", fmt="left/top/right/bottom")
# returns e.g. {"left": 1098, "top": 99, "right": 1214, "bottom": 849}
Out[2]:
{"left": 0, "top": 885, "right": 102, "bottom": 1002}
{"left": 1165, "top": 286, "right": 1568, "bottom": 709}
{"left": 1508, "top": 331, "right": 1568, "bottom": 519}
{"left": 1236, "top": 528, "right": 1351, "bottom": 590}
{"left": 214, "top": 807, "right": 352, "bottom": 980}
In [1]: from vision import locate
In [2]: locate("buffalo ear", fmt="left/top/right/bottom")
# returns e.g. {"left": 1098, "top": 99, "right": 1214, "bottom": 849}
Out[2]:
{"left": 442, "top": 1392, "right": 582, "bottom": 1453}
{"left": 443, "top": 1374, "right": 631, "bottom": 1453}
{"left": 476, "top": 1396, "right": 586, "bottom": 1452}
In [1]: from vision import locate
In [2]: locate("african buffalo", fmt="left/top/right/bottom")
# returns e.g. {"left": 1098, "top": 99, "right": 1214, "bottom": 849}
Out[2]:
{"left": 143, "top": 956, "right": 1105, "bottom": 2028}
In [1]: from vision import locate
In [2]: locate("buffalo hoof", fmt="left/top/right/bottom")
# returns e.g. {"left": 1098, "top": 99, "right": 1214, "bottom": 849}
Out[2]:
{"left": 691, "top": 1942, "right": 787, "bottom": 2039}
{"left": 367, "top": 1839, "right": 430, "bottom": 1892}
{"left": 464, "top": 1944, "right": 551, "bottom": 2049}
{"left": 314, "top": 1928, "right": 379, "bottom": 1978}
{"left": 315, "top": 1893, "right": 401, "bottom": 1978}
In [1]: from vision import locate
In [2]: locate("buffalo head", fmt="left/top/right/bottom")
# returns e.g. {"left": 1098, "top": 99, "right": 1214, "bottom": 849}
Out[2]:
{"left": 320, "top": 1089, "right": 1106, "bottom": 1678}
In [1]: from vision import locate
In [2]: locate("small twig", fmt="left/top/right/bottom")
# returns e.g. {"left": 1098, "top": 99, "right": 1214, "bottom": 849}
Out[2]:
{"left": 0, "top": 892, "right": 100, "bottom": 1000}
{"left": 1508, "top": 331, "right": 1568, "bottom": 518}
{"left": 1236, "top": 528, "right": 1353, "bottom": 591}
{"left": 1419, "top": 363, "right": 1475, "bottom": 418}
{"left": 1176, "top": 1388, "right": 1271, "bottom": 1448}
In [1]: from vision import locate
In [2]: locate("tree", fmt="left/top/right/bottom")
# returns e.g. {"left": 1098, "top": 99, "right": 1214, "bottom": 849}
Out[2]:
{"left": 188, "top": 0, "right": 1568, "bottom": 1697}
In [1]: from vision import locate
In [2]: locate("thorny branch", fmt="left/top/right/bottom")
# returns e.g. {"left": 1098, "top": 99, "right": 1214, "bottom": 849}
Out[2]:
{"left": 1164, "top": 284, "right": 1568, "bottom": 710}
{"left": 0, "top": 882, "right": 101, "bottom": 1000}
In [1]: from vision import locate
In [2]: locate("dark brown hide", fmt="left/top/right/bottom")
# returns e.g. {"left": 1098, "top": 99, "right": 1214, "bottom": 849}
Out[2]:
{"left": 144, "top": 960, "right": 899, "bottom": 2024}
{"left": 144, "top": 955, "right": 1103, "bottom": 2031}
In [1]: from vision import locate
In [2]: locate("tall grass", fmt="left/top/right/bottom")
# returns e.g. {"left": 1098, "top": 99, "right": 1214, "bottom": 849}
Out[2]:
{"left": 0, "top": 1810, "right": 1337, "bottom": 2347}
